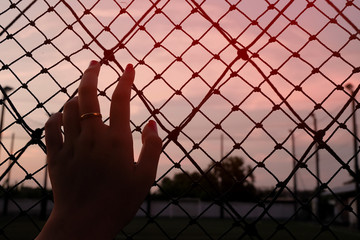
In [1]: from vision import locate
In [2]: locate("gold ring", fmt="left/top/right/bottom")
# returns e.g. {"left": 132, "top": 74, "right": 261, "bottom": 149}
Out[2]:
{"left": 80, "top": 112, "right": 102, "bottom": 120}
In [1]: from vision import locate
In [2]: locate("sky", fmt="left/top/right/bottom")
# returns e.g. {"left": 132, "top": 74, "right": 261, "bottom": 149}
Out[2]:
{"left": 0, "top": 0, "right": 359, "bottom": 193}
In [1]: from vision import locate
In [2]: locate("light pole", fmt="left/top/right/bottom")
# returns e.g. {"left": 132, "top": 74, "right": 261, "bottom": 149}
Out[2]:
{"left": 220, "top": 133, "right": 224, "bottom": 219}
{"left": 0, "top": 85, "right": 13, "bottom": 168}
{"left": 345, "top": 83, "right": 360, "bottom": 230}
{"left": 5, "top": 133, "right": 15, "bottom": 188}
{"left": 40, "top": 161, "right": 48, "bottom": 220}
{"left": 311, "top": 113, "right": 321, "bottom": 218}
{"left": 0, "top": 86, "right": 13, "bottom": 141}
{"left": 290, "top": 130, "right": 298, "bottom": 219}
{"left": 1, "top": 85, "right": 13, "bottom": 216}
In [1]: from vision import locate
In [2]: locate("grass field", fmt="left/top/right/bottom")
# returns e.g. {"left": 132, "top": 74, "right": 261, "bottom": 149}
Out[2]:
{"left": 117, "top": 218, "right": 360, "bottom": 240}
{"left": 1, "top": 216, "right": 360, "bottom": 239}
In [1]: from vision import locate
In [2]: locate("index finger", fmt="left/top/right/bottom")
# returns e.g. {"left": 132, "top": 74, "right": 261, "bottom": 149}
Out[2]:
{"left": 110, "top": 64, "right": 135, "bottom": 132}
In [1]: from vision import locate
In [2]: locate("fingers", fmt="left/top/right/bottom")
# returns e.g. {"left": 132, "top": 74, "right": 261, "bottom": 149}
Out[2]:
{"left": 63, "top": 97, "right": 80, "bottom": 144}
{"left": 137, "top": 120, "right": 162, "bottom": 182}
{"left": 110, "top": 64, "right": 135, "bottom": 132}
{"left": 78, "top": 61, "right": 102, "bottom": 127}
{"left": 45, "top": 112, "right": 63, "bottom": 163}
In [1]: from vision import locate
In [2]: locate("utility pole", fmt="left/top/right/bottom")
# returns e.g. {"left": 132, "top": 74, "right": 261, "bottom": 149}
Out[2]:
{"left": 40, "top": 162, "right": 48, "bottom": 220}
{"left": 345, "top": 83, "right": 360, "bottom": 230}
{"left": 220, "top": 133, "right": 224, "bottom": 219}
{"left": 290, "top": 131, "right": 298, "bottom": 219}
{"left": 220, "top": 133, "right": 224, "bottom": 161}
{"left": 0, "top": 86, "right": 13, "bottom": 162}
{"left": 3, "top": 133, "right": 14, "bottom": 215}
{"left": 5, "top": 133, "right": 15, "bottom": 188}
{"left": 311, "top": 113, "right": 321, "bottom": 218}
{"left": 1, "top": 85, "right": 13, "bottom": 216}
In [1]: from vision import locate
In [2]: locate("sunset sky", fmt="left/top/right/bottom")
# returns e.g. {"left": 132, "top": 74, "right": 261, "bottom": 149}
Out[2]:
{"left": 0, "top": 0, "right": 359, "bottom": 192}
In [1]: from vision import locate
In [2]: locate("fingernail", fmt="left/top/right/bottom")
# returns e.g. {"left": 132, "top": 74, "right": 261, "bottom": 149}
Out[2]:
{"left": 148, "top": 120, "right": 158, "bottom": 133}
{"left": 125, "top": 63, "right": 133, "bottom": 72}
{"left": 89, "top": 60, "right": 98, "bottom": 67}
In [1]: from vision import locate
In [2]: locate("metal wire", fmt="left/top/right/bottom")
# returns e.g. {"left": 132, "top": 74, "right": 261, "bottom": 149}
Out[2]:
{"left": 0, "top": 0, "right": 359, "bottom": 239}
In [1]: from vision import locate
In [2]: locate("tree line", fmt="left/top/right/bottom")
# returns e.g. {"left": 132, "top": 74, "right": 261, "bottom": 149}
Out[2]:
{"left": 6, "top": 156, "right": 314, "bottom": 203}
{"left": 154, "top": 156, "right": 258, "bottom": 201}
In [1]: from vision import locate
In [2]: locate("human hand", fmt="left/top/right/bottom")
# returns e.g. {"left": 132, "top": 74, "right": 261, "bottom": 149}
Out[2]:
{"left": 37, "top": 61, "right": 162, "bottom": 240}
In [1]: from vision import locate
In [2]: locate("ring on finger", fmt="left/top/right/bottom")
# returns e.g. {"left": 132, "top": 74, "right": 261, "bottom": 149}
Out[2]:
{"left": 80, "top": 112, "right": 102, "bottom": 120}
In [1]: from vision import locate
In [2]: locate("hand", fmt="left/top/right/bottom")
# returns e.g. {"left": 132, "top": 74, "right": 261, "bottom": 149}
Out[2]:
{"left": 36, "top": 61, "right": 162, "bottom": 240}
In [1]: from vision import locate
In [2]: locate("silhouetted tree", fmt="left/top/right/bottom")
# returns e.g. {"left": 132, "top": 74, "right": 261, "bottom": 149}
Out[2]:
{"left": 156, "top": 156, "right": 256, "bottom": 201}
{"left": 211, "top": 156, "right": 256, "bottom": 201}
{"left": 156, "top": 171, "right": 217, "bottom": 200}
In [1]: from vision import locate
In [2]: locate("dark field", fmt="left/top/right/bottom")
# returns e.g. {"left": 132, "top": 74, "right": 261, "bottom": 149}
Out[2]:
{"left": 2, "top": 216, "right": 359, "bottom": 240}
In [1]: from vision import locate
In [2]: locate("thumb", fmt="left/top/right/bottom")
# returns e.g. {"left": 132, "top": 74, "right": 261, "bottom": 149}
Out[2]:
{"left": 137, "top": 120, "right": 162, "bottom": 183}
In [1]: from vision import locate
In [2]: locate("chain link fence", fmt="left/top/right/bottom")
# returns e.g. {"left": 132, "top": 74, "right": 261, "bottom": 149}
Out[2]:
{"left": 0, "top": 0, "right": 360, "bottom": 239}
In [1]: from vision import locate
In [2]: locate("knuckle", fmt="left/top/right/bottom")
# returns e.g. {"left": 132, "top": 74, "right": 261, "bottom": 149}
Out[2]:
{"left": 44, "top": 121, "right": 52, "bottom": 132}
{"left": 83, "top": 67, "right": 95, "bottom": 76}
{"left": 45, "top": 113, "right": 61, "bottom": 128}
{"left": 78, "top": 83, "right": 93, "bottom": 95}
{"left": 78, "top": 131, "right": 97, "bottom": 147}
{"left": 63, "top": 97, "right": 78, "bottom": 111}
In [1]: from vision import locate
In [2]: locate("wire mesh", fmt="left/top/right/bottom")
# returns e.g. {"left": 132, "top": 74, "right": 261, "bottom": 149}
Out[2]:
{"left": 0, "top": 0, "right": 360, "bottom": 239}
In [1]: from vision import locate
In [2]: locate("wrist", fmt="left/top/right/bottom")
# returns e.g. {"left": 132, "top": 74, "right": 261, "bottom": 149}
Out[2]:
{"left": 36, "top": 207, "right": 119, "bottom": 240}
